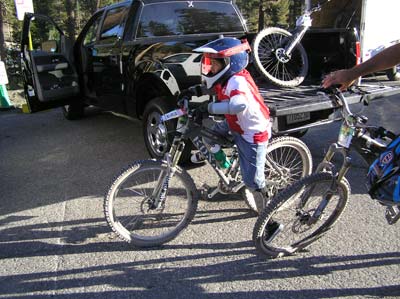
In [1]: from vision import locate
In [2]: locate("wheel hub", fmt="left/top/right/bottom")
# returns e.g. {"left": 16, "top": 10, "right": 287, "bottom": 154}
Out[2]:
{"left": 276, "top": 48, "right": 291, "bottom": 63}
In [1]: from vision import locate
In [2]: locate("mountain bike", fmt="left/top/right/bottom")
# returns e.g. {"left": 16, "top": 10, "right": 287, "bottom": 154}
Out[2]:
{"left": 253, "top": 87, "right": 399, "bottom": 258}
{"left": 104, "top": 95, "right": 313, "bottom": 247}
{"left": 251, "top": 0, "right": 331, "bottom": 87}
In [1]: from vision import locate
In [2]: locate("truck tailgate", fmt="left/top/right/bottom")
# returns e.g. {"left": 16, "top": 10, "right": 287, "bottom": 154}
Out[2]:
{"left": 256, "top": 78, "right": 400, "bottom": 134}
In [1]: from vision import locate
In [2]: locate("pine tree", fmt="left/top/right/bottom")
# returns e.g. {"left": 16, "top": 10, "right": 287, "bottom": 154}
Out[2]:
{"left": 0, "top": 2, "right": 5, "bottom": 61}
{"left": 272, "top": 0, "right": 291, "bottom": 27}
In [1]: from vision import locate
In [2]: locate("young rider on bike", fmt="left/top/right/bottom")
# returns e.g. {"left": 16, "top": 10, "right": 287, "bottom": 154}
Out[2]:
{"left": 187, "top": 37, "right": 274, "bottom": 214}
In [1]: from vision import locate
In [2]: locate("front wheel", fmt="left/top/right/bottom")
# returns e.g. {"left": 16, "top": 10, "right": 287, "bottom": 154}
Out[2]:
{"left": 251, "top": 27, "right": 309, "bottom": 87}
{"left": 253, "top": 172, "right": 350, "bottom": 258}
{"left": 104, "top": 160, "right": 199, "bottom": 247}
{"left": 242, "top": 136, "right": 313, "bottom": 213}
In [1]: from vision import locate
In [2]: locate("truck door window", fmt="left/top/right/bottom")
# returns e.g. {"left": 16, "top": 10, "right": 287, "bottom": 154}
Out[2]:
{"left": 29, "top": 16, "right": 61, "bottom": 53}
{"left": 99, "top": 6, "right": 128, "bottom": 44}
{"left": 136, "top": 2, "right": 244, "bottom": 38}
{"left": 83, "top": 14, "right": 102, "bottom": 46}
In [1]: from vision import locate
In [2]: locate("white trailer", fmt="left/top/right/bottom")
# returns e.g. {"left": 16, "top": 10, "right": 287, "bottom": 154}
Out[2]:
{"left": 360, "top": 0, "right": 400, "bottom": 61}
{"left": 359, "top": 0, "right": 400, "bottom": 79}
{"left": 313, "top": 0, "right": 400, "bottom": 80}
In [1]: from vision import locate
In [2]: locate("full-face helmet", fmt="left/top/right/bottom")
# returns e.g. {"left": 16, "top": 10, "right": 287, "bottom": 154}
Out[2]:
{"left": 193, "top": 37, "right": 251, "bottom": 88}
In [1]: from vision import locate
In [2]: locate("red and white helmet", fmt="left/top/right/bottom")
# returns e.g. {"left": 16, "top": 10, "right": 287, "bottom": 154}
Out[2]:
{"left": 194, "top": 37, "right": 251, "bottom": 88}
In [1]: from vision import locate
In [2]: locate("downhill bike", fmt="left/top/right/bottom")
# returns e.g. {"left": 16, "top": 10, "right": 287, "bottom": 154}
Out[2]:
{"left": 251, "top": 0, "right": 331, "bottom": 87}
{"left": 253, "top": 87, "right": 399, "bottom": 258}
{"left": 104, "top": 95, "right": 313, "bottom": 247}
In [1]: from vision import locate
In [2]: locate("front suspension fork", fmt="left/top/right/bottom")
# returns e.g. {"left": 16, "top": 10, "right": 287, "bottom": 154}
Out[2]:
{"left": 150, "top": 138, "right": 185, "bottom": 209}
{"left": 308, "top": 143, "right": 351, "bottom": 224}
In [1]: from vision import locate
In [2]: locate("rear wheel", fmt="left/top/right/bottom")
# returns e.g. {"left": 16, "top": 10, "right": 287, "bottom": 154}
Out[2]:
{"left": 253, "top": 172, "right": 350, "bottom": 258}
{"left": 242, "top": 136, "right": 312, "bottom": 213}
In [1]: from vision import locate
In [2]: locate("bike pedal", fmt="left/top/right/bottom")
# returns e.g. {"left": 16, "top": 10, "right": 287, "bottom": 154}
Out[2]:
{"left": 200, "top": 183, "right": 218, "bottom": 200}
{"left": 385, "top": 205, "right": 400, "bottom": 225}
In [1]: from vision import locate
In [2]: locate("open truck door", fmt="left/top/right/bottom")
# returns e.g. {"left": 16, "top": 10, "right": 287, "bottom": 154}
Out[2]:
{"left": 21, "top": 13, "right": 80, "bottom": 113}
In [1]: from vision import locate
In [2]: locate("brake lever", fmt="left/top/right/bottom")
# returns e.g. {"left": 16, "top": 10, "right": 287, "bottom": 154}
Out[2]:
{"left": 177, "top": 96, "right": 190, "bottom": 109}
{"left": 351, "top": 86, "right": 371, "bottom": 106}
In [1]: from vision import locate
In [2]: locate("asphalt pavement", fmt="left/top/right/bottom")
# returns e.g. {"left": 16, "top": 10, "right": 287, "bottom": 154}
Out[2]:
{"left": 0, "top": 95, "right": 399, "bottom": 298}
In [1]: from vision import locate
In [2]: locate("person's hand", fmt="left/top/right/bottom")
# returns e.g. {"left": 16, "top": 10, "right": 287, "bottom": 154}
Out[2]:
{"left": 180, "top": 84, "right": 209, "bottom": 99}
{"left": 322, "top": 69, "right": 357, "bottom": 91}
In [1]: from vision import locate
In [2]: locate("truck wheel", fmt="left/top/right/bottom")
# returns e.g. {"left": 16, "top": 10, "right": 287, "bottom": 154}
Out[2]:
{"left": 386, "top": 65, "right": 400, "bottom": 81}
{"left": 142, "top": 97, "right": 191, "bottom": 163}
{"left": 62, "top": 101, "right": 84, "bottom": 120}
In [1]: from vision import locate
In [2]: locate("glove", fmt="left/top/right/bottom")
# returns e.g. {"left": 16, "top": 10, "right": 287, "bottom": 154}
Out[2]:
{"left": 197, "top": 101, "right": 209, "bottom": 112}
{"left": 193, "top": 101, "right": 210, "bottom": 124}
{"left": 180, "top": 84, "right": 209, "bottom": 99}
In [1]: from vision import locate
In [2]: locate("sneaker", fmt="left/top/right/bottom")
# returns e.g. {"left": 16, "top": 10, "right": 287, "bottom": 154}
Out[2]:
{"left": 191, "top": 151, "right": 206, "bottom": 164}
{"left": 264, "top": 220, "right": 283, "bottom": 243}
{"left": 244, "top": 189, "right": 266, "bottom": 214}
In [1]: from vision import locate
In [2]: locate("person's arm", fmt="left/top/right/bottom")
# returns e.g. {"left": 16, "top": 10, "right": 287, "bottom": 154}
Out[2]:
{"left": 322, "top": 43, "right": 400, "bottom": 90}
{"left": 208, "top": 95, "right": 247, "bottom": 115}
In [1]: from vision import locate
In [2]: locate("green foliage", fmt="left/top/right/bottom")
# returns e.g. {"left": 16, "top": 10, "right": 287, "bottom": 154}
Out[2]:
{"left": 2, "top": 0, "right": 22, "bottom": 44}
{"left": 0, "top": 0, "right": 304, "bottom": 90}
{"left": 235, "top": 0, "right": 303, "bottom": 32}
{"left": 271, "top": 0, "right": 291, "bottom": 27}
{"left": 2, "top": 0, "right": 303, "bottom": 41}
{"left": 235, "top": 0, "right": 259, "bottom": 32}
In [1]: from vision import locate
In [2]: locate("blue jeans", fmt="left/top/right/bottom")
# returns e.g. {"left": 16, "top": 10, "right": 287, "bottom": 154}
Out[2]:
{"left": 209, "top": 120, "right": 268, "bottom": 190}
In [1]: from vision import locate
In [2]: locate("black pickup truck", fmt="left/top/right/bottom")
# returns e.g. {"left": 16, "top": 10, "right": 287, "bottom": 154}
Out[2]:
{"left": 20, "top": 0, "right": 400, "bottom": 162}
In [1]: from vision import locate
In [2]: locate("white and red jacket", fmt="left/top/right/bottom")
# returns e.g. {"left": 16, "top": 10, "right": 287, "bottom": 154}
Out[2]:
{"left": 214, "top": 69, "right": 271, "bottom": 144}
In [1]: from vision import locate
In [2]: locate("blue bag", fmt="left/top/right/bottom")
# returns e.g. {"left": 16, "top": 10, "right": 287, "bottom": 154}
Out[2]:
{"left": 367, "top": 136, "right": 400, "bottom": 203}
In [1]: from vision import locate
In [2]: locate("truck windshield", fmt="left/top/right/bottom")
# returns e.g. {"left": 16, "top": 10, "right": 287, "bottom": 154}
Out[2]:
{"left": 137, "top": 2, "right": 245, "bottom": 38}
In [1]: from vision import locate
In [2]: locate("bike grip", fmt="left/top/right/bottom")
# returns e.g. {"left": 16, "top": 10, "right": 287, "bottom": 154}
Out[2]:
{"left": 176, "top": 98, "right": 184, "bottom": 108}
{"left": 318, "top": 85, "right": 342, "bottom": 94}
{"left": 378, "top": 126, "right": 396, "bottom": 139}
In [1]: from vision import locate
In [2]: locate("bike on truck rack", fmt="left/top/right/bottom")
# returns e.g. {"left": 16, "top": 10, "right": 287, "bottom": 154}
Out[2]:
{"left": 104, "top": 94, "right": 313, "bottom": 247}
{"left": 251, "top": 0, "right": 333, "bottom": 87}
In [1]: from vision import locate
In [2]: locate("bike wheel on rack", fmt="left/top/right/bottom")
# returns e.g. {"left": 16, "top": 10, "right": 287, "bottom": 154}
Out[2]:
{"left": 242, "top": 136, "right": 313, "bottom": 213}
{"left": 253, "top": 172, "right": 350, "bottom": 258}
{"left": 104, "top": 160, "right": 199, "bottom": 247}
{"left": 251, "top": 27, "right": 309, "bottom": 87}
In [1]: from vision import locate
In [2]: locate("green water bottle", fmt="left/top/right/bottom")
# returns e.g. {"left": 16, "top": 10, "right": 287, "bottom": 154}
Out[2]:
{"left": 210, "top": 144, "right": 231, "bottom": 169}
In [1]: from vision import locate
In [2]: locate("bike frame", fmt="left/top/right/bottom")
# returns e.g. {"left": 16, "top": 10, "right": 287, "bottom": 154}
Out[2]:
{"left": 284, "top": 0, "right": 329, "bottom": 56}
{"left": 155, "top": 99, "right": 286, "bottom": 203}
{"left": 285, "top": 14, "right": 312, "bottom": 56}
{"left": 152, "top": 101, "right": 242, "bottom": 206}
{"left": 307, "top": 89, "right": 392, "bottom": 223}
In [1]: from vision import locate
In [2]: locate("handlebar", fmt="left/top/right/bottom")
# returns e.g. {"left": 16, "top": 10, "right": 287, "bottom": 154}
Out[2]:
{"left": 319, "top": 86, "right": 396, "bottom": 149}
{"left": 161, "top": 94, "right": 210, "bottom": 123}
{"left": 318, "top": 86, "right": 372, "bottom": 120}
